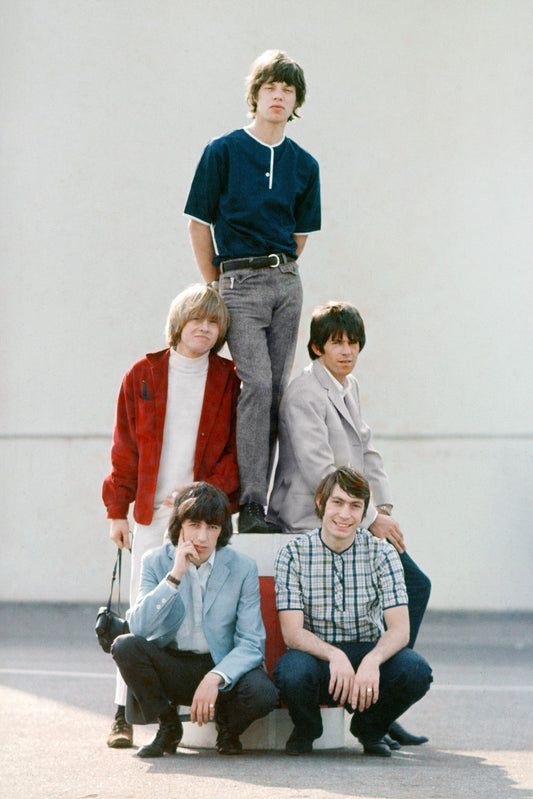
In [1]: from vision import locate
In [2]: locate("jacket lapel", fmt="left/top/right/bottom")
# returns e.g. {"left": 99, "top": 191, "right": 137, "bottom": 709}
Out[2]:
{"left": 312, "top": 361, "right": 358, "bottom": 434}
{"left": 164, "top": 542, "right": 175, "bottom": 569}
{"left": 202, "top": 547, "right": 230, "bottom": 615}
{"left": 150, "top": 349, "right": 170, "bottom": 448}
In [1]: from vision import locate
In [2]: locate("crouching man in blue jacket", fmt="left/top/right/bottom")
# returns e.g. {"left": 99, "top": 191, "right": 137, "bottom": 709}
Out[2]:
{"left": 112, "top": 482, "right": 278, "bottom": 757}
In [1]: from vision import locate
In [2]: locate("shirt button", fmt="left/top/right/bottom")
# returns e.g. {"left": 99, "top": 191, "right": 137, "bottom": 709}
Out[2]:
{"left": 162, "top": 598, "right": 167, "bottom": 604}
{"left": 265, "top": 172, "right": 270, "bottom": 177}
{"left": 156, "top": 604, "right": 161, "bottom": 610}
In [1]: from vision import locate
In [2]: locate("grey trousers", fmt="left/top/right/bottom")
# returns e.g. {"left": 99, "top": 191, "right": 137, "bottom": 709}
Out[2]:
{"left": 220, "top": 262, "right": 303, "bottom": 506}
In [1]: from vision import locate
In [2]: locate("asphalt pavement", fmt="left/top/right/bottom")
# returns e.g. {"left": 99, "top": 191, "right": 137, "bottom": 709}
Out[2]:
{"left": 1, "top": 604, "right": 532, "bottom": 799}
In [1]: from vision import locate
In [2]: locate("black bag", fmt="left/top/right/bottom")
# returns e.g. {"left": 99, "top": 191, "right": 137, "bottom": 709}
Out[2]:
{"left": 95, "top": 548, "right": 129, "bottom": 653}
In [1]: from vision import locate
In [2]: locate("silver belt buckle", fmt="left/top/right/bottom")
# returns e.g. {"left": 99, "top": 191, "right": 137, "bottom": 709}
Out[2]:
{"left": 268, "top": 253, "right": 281, "bottom": 268}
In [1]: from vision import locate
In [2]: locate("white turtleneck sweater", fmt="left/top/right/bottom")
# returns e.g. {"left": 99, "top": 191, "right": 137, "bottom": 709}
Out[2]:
{"left": 153, "top": 348, "right": 209, "bottom": 509}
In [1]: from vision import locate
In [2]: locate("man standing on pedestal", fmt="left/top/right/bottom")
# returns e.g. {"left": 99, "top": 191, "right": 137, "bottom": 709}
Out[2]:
{"left": 185, "top": 50, "right": 320, "bottom": 533}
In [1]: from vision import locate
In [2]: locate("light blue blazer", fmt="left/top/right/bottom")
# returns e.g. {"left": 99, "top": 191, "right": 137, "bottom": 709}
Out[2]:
{"left": 129, "top": 542, "right": 266, "bottom": 688}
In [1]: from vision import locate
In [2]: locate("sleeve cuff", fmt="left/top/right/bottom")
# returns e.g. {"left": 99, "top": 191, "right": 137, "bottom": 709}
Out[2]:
{"left": 363, "top": 504, "right": 378, "bottom": 528}
{"left": 184, "top": 213, "right": 211, "bottom": 226}
{"left": 210, "top": 669, "right": 231, "bottom": 690}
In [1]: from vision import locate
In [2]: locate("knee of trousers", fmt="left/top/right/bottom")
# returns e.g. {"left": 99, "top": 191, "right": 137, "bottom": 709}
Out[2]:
{"left": 255, "top": 674, "right": 281, "bottom": 715}
{"left": 111, "top": 633, "right": 146, "bottom": 665}
{"left": 411, "top": 656, "right": 433, "bottom": 698}
{"left": 383, "top": 650, "right": 433, "bottom": 700}
{"left": 238, "top": 375, "right": 273, "bottom": 404}
{"left": 230, "top": 669, "right": 280, "bottom": 716}
{"left": 273, "top": 650, "right": 323, "bottom": 694}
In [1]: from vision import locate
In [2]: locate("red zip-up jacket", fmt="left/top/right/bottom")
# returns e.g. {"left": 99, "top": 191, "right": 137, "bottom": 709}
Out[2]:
{"left": 102, "top": 349, "right": 240, "bottom": 521}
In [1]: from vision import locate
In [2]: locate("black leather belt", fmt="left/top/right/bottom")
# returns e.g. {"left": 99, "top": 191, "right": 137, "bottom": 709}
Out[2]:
{"left": 219, "top": 253, "right": 296, "bottom": 273}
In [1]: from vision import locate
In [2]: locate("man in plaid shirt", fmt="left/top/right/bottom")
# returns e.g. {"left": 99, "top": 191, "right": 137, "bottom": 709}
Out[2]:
{"left": 274, "top": 467, "right": 432, "bottom": 756}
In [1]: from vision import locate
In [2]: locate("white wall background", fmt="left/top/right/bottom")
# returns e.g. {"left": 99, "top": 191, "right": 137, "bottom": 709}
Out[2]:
{"left": 1, "top": 0, "right": 532, "bottom": 608}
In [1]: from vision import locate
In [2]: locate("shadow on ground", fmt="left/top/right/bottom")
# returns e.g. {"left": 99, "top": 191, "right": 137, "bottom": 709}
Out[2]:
{"left": 1, "top": 603, "right": 532, "bottom": 799}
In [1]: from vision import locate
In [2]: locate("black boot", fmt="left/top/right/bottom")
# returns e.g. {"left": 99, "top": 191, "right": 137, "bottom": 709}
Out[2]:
{"left": 215, "top": 702, "right": 243, "bottom": 755}
{"left": 137, "top": 716, "right": 183, "bottom": 758}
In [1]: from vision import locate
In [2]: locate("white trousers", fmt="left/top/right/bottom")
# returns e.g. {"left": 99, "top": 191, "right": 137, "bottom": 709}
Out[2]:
{"left": 114, "top": 508, "right": 172, "bottom": 706}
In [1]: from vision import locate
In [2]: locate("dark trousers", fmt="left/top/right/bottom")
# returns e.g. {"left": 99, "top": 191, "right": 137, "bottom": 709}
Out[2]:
{"left": 112, "top": 634, "right": 279, "bottom": 734}
{"left": 273, "top": 643, "right": 432, "bottom": 744}
{"left": 400, "top": 551, "right": 431, "bottom": 648}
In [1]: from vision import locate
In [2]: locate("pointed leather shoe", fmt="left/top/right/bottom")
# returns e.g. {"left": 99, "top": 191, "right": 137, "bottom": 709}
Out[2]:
{"left": 285, "top": 729, "right": 313, "bottom": 755}
{"left": 216, "top": 729, "right": 243, "bottom": 755}
{"left": 383, "top": 734, "right": 401, "bottom": 751}
{"left": 137, "top": 720, "right": 183, "bottom": 758}
{"left": 363, "top": 739, "right": 392, "bottom": 757}
{"left": 238, "top": 503, "right": 271, "bottom": 534}
{"left": 388, "top": 720, "right": 428, "bottom": 746}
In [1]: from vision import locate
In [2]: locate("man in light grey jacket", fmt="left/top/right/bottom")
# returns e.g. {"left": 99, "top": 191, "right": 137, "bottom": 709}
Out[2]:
{"left": 112, "top": 482, "right": 278, "bottom": 758}
{"left": 268, "top": 301, "right": 430, "bottom": 748}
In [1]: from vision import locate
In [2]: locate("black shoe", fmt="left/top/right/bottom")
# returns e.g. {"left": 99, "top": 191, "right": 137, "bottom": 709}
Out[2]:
{"left": 388, "top": 720, "right": 428, "bottom": 746}
{"left": 216, "top": 729, "right": 243, "bottom": 755}
{"left": 383, "top": 734, "right": 401, "bottom": 751}
{"left": 350, "top": 716, "right": 392, "bottom": 757}
{"left": 285, "top": 729, "right": 313, "bottom": 755}
{"left": 362, "top": 739, "right": 392, "bottom": 757}
{"left": 238, "top": 503, "right": 271, "bottom": 534}
{"left": 137, "top": 719, "right": 183, "bottom": 758}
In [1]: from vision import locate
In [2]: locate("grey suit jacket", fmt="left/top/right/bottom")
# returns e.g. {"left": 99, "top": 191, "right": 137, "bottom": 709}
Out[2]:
{"left": 268, "top": 360, "right": 393, "bottom": 533}
{"left": 128, "top": 541, "right": 266, "bottom": 688}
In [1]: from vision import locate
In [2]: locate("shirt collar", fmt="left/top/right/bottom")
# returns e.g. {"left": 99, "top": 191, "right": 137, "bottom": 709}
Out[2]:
{"left": 170, "top": 347, "right": 209, "bottom": 373}
{"left": 318, "top": 527, "right": 357, "bottom": 556}
{"left": 321, "top": 365, "right": 353, "bottom": 398}
{"left": 197, "top": 547, "right": 216, "bottom": 574}
{"left": 243, "top": 126, "right": 286, "bottom": 148}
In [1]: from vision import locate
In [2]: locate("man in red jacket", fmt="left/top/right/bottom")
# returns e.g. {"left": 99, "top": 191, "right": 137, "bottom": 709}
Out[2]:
{"left": 102, "top": 284, "right": 239, "bottom": 748}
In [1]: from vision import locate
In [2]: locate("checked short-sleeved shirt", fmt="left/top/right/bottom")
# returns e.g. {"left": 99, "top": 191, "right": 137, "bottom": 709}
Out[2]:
{"left": 275, "top": 528, "right": 408, "bottom": 644}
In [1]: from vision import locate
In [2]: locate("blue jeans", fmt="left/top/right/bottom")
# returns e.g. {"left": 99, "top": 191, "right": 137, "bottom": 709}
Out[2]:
{"left": 274, "top": 643, "right": 432, "bottom": 744}
{"left": 220, "top": 263, "right": 303, "bottom": 505}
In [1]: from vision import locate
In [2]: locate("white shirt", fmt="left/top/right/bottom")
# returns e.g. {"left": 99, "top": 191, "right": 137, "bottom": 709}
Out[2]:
{"left": 323, "top": 365, "right": 355, "bottom": 401}
{"left": 172, "top": 549, "right": 230, "bottom": 687}
{"left": 175, "top": 549, "right": 215, "bottom": 654}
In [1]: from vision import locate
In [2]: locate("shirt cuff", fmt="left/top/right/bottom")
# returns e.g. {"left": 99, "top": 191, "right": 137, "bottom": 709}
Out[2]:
{"left": 210, "top": 669, "right": 231, "bottom": 690}
{"left": 363, "top": 503, "right": 378, "bottom": 528}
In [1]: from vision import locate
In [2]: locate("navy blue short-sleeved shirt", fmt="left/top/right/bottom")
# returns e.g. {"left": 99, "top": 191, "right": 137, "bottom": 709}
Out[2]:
{"left": 184, "top": 128, "right": 321, "bottom": 265}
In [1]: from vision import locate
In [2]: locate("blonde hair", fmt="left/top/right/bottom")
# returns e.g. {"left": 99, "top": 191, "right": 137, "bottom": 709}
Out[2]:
{"left": 165, "top": 284, "right": 229, "bottom": 353}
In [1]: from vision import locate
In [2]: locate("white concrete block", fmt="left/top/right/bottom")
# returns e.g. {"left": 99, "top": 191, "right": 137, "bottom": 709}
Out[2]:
{"left": 180, "top": 707, "right": 346, "bottom": 751}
